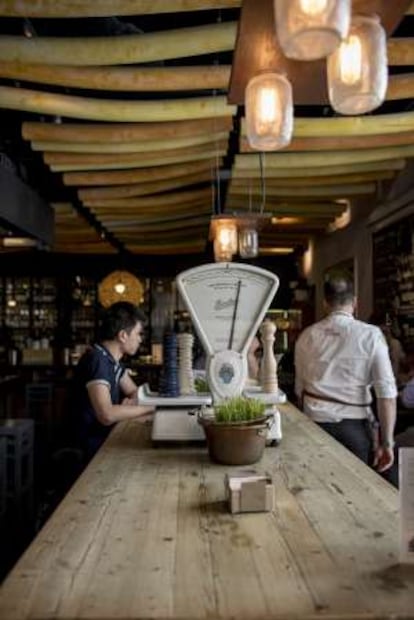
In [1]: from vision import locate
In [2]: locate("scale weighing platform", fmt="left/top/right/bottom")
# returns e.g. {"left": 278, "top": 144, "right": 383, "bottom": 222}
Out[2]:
{"left": 138, "top": 262, "right": 286, "bottom": 442}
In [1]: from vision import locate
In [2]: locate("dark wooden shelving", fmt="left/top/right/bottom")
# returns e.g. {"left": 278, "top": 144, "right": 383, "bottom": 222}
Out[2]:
{"left": 373, "top": 213, "right": 414, "bottom": 344}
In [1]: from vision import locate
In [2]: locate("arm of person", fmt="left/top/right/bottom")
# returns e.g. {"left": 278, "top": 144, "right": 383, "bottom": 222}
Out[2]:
{"left": 371, "top": 332, "right": 398, "bottom": 472}
{"left": 87, "top": 382, "right": 155, "bottom": 426}
{"left": 373, "top": 397, "right": 396, "bottom": 472}
{"left": 119, "top": 370, "right": 141, "bottom": 402}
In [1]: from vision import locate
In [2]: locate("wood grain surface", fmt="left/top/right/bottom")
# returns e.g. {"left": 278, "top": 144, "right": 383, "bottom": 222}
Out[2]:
{"left": 0, "top": 403, "right": 413, "bottom": 619}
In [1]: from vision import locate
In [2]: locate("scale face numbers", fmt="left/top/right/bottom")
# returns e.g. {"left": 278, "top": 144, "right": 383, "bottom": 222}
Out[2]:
{"left": 177, "top": 263, "right": 279, "bottom": 357}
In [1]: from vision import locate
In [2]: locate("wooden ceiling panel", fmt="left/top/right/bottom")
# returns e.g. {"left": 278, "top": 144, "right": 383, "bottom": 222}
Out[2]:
{"left": 0, "top": 1, "right": 412, "bottom": 256}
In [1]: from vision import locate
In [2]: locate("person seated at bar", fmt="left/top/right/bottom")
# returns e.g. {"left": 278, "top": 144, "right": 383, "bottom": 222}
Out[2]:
{"left": 294, "top": 273, "right": 397, "bottom": 473}
{"left": 246, "top": 335, "right": 262, "bottom": 382}
{"left": 72, "top": 301, "right": 155, "bottom": 463}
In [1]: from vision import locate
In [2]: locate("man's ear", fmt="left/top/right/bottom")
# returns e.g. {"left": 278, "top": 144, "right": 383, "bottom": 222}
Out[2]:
{"left": 118, "top": 329, "right": 128, "bottom": 343}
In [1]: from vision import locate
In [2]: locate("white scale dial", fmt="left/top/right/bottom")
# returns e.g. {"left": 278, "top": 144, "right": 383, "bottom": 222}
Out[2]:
{"left": 177, "top": 263, "right": 279, "bottom": 401}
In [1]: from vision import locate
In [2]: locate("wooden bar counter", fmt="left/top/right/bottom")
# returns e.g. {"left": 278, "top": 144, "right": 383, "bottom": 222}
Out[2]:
{"left": 1, "top": 403, "right": 413, "bottom": 619}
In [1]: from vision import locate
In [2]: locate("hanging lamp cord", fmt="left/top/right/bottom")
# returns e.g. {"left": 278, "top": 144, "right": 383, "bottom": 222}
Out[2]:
{"left": 259, "top": 151, "right": 265, "bottom": 214}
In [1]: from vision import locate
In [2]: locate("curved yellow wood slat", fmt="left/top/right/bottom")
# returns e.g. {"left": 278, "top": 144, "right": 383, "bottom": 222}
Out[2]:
{"left": 226, "top": 198, "right": 346, "bottom": 215}
{"left": 98, "top": 214, "right": 210, "bottom": 229}
{"left": 64, "top": 159, "right": 220, "bottom": 185}
{"left": 240, "top": 127, "right": 414, "bottom": 152}
{"left": 113, "top": 230, "right": 209, "bottom": 241}
{"left": 23, "top": 117, "right": 232, "bottom": 143}
{"left": 0, "top": 62, "right": 231, "bottom": 92}
{"left": 92, "top": 202, "right": 211, "bottom": 217}
{"left": 235, "top": 145, "right": 414, "bottom": 169}
{"left": 77, "top": 171, "right": 212, "bottom": 200}
{"left": 43, "top": 140, "right": 228, "bottom": 165}
{"left": 0, "top": 85, "right": 235, "bottom": 122}
{"left": 242, "top": 112, "right": 414, "bottom": 137}
{"left": 0, "top": 0, "right": 241, "bottom": 18}
{"left": 51, "top": 148, "right": 226, "bottom": 172}
{"left": 126, "top": 241, "right": 206, "bottom": 254}
{"left": 32, "top": 131, "right": 229, "bottom": 153}
{"left": 83, "top": 187, "right": 210, "bottom": 208}
{"left": 0, "top": 22, "right": 237, "bottom": 66}
{"left": 230, "top": 171, "right": 394, "bottom": 186}
{"left": 228, "top": 183, "right": 376, "bottom": 197}
{"left": 387, "top": 38, "right": 414, "bottom": 66}
{"left": 386, "top": 73, "right": 414, "bottom": 101}
{"left": 232, "top": 159, "right": 406, "bottom": 178}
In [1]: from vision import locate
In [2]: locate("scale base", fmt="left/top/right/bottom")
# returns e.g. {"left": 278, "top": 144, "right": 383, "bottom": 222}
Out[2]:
{"left": 151, "top": 408, "right": 205, "bottom": 442}
{"left": 151, "top": 406, "right": 282, "bottom": 444}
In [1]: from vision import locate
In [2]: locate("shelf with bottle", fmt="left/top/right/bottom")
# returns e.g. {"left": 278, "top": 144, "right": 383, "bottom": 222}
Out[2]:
{"left": 373, "top": 213, "right": 414, "bottom": 347}
{"left": 4, "top": 277, "right": 31, "bottom": 338}
{"left": 70, "top": 276, "right": 98, "bottom": 344}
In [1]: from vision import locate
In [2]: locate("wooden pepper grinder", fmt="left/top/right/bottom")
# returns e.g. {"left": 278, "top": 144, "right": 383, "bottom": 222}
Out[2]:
{"left": 260, "top": 319, "right": 278, "bottom": 393}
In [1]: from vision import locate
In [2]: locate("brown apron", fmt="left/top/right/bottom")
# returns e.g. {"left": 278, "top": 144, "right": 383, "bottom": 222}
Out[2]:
{"left": 302, "top": 389, "right": 371, "bottom": 408}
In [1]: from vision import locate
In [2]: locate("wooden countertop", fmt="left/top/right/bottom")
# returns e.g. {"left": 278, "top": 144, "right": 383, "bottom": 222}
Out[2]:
{"left": 1, "top": 403, "right": 413, "bottom": 619}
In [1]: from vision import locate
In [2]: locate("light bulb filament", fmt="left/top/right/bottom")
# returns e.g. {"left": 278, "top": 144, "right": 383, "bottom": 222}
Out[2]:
{"left": 114, "top": 282, "right": 126, "bottom": 295}
{"left": 299, "top": 0, "right": 328, "bottom": 17}
{"left": 258, "top": 87, "right": 279, "bottom": 126}
{"left": 339, "top": 34, "right": 362, "bottom": 85}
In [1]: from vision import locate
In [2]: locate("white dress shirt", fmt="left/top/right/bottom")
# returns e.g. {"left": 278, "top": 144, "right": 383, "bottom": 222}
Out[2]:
{"left": 294, "top": 311, "right": 397, "bottom": 423}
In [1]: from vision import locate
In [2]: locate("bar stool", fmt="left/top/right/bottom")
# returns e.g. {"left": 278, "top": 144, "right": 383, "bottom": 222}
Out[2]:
{"left": 0, "top": 419, "right": 34, "bottom": 522}
{"left": 25, "top": 382, "right": 54, "bottom": 449}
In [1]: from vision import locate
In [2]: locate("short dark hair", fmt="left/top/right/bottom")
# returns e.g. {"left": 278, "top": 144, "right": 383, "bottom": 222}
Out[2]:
{"left": 324, "top": 274, "right": 354, "bottom": 307}
{"left": 99, "top": 302, "right": 146, "bottom": 340}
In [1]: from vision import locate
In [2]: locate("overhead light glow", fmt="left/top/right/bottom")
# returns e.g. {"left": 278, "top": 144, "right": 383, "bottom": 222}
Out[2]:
{"left": 275, "top": 0, "right": 351, "bottom": 60}
{"left": 328, "top": 14, "right": 388, "bottom": 114}
{"left": 2, "top": 237, "right": 37, "bottom": 248}
{"left": 245, "top": 72, "right": 293, "bottom": 151}
{"left": 259, "top": 247, "right": 295, "bottom": 255}
{"left": 114, "top": 282, "right": 126, "bottom": 295}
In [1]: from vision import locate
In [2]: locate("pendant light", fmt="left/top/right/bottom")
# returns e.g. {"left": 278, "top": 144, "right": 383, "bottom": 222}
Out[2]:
{"left": 98, "top": 270, "right": 144, "bottom": 307}
{"left": 245, "top": 72, "right": 293, "bottom": 151}
{"left": 212, "top": 217, "right": 238, "bottom": 262}
{"left": 327, "top": 14, "right": 388, "bottom": 115}
{"left": 239, "top": 227, "right": 259, "bottom": 259}
{"left": 274, "top": 0, "right": 351, "bottom": 60}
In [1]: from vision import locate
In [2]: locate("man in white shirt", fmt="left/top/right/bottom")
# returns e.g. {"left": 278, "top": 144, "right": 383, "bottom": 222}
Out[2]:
{"left": 295, "top": 275, "right": 397, "bottom": 473}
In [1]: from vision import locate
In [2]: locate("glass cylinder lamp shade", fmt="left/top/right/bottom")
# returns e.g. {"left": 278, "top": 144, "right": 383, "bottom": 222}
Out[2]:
{"left": 245, "top": 73, "right": 293, "bottom": 151}
{"left": 327, "top": 15, "right": 388, "bottom": 115}
{"left": 274, "top": 0, "right": 351, "bottom": 60}
{"left": 213, "top": 220, "right": 238, "bottom": 262}
{"left": 239, "top": 228, "right": 259, "bottom": 259}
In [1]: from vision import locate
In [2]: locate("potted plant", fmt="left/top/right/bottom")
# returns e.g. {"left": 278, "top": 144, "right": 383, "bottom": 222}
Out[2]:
{"left": 198, "top": 396, "right": 272, "bottom": 465}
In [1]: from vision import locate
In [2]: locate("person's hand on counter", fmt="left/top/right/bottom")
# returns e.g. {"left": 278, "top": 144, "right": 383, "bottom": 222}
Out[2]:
{"left": 373, "top": 444, "right": 395, "bottom": 473}
{"left": 121, "top": 396, "right": 155, "bottom": 423}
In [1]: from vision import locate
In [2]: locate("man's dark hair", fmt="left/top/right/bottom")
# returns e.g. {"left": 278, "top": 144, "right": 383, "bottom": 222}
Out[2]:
{"left": 323, "top": 274, "right": 354, "bottom": 308}
{"left": 99, "top": 302, "right": 146, "bottom": 340}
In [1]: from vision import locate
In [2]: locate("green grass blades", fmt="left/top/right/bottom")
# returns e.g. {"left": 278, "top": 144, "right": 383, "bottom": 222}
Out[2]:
{"left": 214, "top": 396, "right": 266, "bottom": 423}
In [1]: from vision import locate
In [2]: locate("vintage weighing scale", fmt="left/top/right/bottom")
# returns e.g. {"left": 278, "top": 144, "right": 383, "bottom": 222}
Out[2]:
{"left": 138, "top": 263, "right": 286, "bottom": 442}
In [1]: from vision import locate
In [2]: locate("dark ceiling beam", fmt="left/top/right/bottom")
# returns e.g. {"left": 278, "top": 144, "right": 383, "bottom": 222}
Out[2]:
{"left": 0, "top": 166, "right": 53, "bottom": 245}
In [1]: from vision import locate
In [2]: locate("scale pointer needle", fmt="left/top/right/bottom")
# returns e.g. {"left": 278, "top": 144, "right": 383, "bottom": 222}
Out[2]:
{"left": 228, "top": 279, "right": 241, "bottom": 350}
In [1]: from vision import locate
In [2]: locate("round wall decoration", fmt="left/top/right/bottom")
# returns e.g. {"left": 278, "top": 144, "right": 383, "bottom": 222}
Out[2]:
{"left": 98, "top": 270, "right": 144, "bottom": 308}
